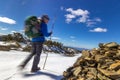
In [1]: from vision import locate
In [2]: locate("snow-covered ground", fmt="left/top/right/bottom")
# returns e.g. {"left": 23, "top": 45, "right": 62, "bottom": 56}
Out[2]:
{"left": 0, "top": 51, "right": 81, "bottom": 80}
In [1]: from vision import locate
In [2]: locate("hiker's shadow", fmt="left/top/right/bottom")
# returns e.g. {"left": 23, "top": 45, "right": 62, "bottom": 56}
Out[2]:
{"left": 22, "top": 71, "right": 62, "bottom": 80}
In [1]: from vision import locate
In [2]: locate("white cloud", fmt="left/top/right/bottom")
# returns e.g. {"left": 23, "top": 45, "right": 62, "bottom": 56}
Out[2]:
{"left": 86, "top": 21, "right": 96, "bottom": 27}
{"left": 89, "top": 27, "right": 107, "bottom": 32}
{"left": 70, "top": 36, "right": 75, "bottom": 39}
{"left": 77, "top": 15, "right": 89, "bottom": 23}
{"left": 66, "top": 8, "right": 73, "bottom": 12}
{"left": 65, "top": 8, "right": 89, "bottom": 23}
{"left": 11, "top": 31, "right": 17, "bottom": 33}
{"left": 65, "top": 18, "right": 72, "bottom": 23}
{"left": 51, "top": 37, "right": 61, "bottom": 40}
{"left": 20, "top": 30, "right": 24, "bottom": 32}
{"left": 0, "top": 27, "right": 8, "bottom": 30}
{"left": 66, "top": 8, "right": 89, "bottom": 16}
{"left": 64, "top": 8, "right": 107, "bottom": 32}
{"left": 60, "top": 6, "right": 64, "bottom": 10}
{"left": 65, "top": 14, "right": 76, "bottom": 19}
{"left": 0, "top": 17, "right": 16, "bottom": 24}
{"left": 0, "top": 33, "right": 5, "bottom": 35}
{"left": 72, "top": 40, "right": 76, "bottom": 42}
{"left": 86, "top": 18, "right": 102, "bottom": 27}
{"left": 65, "top": 14, "right": 76, "bottom": 23}
{"left": 19, "top": 30, "right": 25, "bottom": 35}
{"left": 94, "top": 18, "right": 101, "bottom": 22}
{"left": 64, "top": 8, "right": 102, "bottom": 27}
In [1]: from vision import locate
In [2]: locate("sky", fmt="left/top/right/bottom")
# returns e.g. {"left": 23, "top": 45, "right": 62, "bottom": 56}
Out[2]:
{"left": 0, "top": 0, "right": 120, "bottom": 49}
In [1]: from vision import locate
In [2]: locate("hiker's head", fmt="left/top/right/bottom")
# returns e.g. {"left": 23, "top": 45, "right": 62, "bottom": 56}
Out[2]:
{"left": 41, "top": 15, "right": 50, "bottom": 23}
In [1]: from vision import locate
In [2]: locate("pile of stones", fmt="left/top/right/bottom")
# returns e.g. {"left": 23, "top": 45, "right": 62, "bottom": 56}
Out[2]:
{"left": 62, "top": 42, "right": 120, "bottom": 80}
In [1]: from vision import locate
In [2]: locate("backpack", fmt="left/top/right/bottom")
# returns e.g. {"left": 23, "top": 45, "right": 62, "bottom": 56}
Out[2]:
{"left": 24, "top": 16, "right": 42, "bottom": 38}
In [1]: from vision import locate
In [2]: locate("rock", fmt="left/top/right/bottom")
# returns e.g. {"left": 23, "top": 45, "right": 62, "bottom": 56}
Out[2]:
{"left": 63, "top": 71, "right": 69, "bottom": 78}
{"left": 97, "top": 73, "right": 111, "bottom": 80}
{"left": 86, "top": 68, "right": 97, "bottom": 79}
{"left": 82, "top": 50, "right": 91, "bottom": 58}
{"left": 94, "top": 54, "right": 104, "bottom": 62}
{"left": 99, "top": 43, "right": 104, "bottom": 48}
{"left": 62, "top": 42, "right": 120, "bottom": 80}
{"left": 77, "top": 78, "right": 85, "bottom": 80}
{"left": 73, "top": 66, "right": 82, "bottom": 76}
{"left": 104, "top": 42, "right": 119, "bottom": 48}
{"left": 98, "top": 67, "right": 120, "bottom": 79}
{"left": 118, "top": 46, "right": 120, "bottom": 50}
{"left": 109, "top": 60, "right": 120, "bottom": 70}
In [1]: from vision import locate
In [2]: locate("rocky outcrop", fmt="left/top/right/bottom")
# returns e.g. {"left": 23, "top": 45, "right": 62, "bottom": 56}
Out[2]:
{"left": 62, "top": 42, "right": 120, "bottom": 80}
{"left": 0, "top": 42, "right": 21, "bottom": 51}
{"left": 0, "top": 41, "right": 80, "bottom": 55}
{"left": 0, "top": 45, "right": 10, "bottom": 51}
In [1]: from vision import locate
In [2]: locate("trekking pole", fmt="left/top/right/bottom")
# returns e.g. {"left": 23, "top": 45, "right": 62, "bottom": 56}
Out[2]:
{"left": 42, "top": 15, "right": 57, "bottom": 70}
{"left": 50, "top": 15, "right": 57, "bottom": 40}
{"left": 43, "top": 51, "right": 48, "bottom": 70}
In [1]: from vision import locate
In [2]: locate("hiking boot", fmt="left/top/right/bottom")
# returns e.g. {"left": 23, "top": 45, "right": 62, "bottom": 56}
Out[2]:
{"left": 18, "top": 64, "right": 25, "bottom": 70}
{"left": 31, "top": 67, "right": 41, "bottom": 72}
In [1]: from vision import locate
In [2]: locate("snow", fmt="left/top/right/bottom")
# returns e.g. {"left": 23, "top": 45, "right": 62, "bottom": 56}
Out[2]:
{"left": 0, "top": 51, "right": 81, "bottom": 80}
{"left": 19, "top": 43, "right": 27, "bottom": 48}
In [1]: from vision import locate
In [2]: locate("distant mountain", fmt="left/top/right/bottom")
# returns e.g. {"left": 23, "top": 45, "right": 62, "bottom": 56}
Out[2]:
{"left": 65, "top": 46, "right": 90, "bottom": 51}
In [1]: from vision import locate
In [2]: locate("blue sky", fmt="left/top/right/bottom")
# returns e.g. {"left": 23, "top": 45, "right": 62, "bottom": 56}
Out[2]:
{"left": 0, "top": 0, "right": 120, "bottom": 49}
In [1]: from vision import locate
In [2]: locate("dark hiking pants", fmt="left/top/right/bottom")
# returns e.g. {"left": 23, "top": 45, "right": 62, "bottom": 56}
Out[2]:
{"left": 22, "top": 42, "right": 43, "bottom": 70}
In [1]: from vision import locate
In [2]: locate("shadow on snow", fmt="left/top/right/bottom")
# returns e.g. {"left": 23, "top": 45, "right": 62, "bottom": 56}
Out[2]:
{"left": 22, "top": 71, "right": 63, "bottom": 80}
